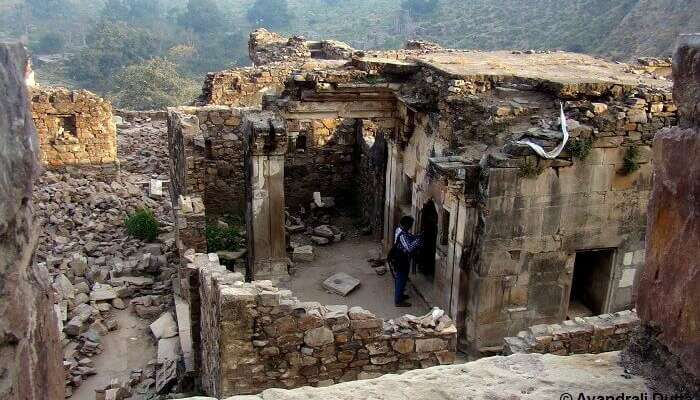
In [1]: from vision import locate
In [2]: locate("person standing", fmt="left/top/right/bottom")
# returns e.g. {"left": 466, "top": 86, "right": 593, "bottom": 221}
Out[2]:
{"left": 390, "top": 216, "right": 423, "bottom": 307}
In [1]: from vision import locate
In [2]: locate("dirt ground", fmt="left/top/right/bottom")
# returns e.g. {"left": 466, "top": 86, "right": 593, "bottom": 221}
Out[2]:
{"left": 71, "top": 308, "right": 157, "bottom": 400}
{"left": 281, "top": 236, "right": 431, "bottom": 319}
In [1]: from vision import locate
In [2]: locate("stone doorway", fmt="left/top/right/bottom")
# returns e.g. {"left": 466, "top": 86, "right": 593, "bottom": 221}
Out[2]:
{"left": 567, "top": 248, "right": 616, "bottom": 319}
{"left": 418, "top": 200, "right": 438, "bottom": 280}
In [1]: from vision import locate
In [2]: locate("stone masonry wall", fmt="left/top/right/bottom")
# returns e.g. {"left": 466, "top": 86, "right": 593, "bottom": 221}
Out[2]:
{"left": 458, "top": 79, "right": 677, "bottom": 355}
{"left": 180, "top": 251, "right": 457, "bottom": 398}
{"left": 284, "top": 118, "right": 358, "bottom": 211}
{"left": 200, "top": 65, "right": 293, "bottom": 108}
{"left": 31, "top": 86, "right": 117, "bottom": 167}
{"left": 168, "top": 106, "right": 247, "bottom": 217}
{"left": 0, "top": 43, "right": 64, "bottom": 400}
{"left": 503, "top": 310, "right": 640, "bottom": 356}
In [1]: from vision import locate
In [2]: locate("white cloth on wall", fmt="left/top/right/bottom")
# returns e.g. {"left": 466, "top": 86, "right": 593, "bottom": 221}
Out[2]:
{"left": 516, "top": 103, "right": 569, "bottom": 159}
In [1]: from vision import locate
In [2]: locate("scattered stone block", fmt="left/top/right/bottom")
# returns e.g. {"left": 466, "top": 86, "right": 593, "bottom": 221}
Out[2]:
{"left": 292, "top": 245, "right": 314, "bottom": 262}
{"left": 322, "top": 272, "right": 360, "bottom": 296}
{"left": 150, "top": 312, "right": 178, "bottom": 339}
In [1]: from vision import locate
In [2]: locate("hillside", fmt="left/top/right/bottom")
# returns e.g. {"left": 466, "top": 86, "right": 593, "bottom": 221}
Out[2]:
{"left": 276, "top": 0, "right": 699, "bottom": 60}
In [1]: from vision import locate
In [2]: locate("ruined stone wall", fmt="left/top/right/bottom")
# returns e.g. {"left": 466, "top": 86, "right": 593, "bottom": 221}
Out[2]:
{"left": 464, "top": 88, "right": 676, "bottom": 355}
{"left": 0, "top": 43, "right": 64, "bottom": 400}
{"left": 200, "top": 65, "right": 293, "bottom": 108}
{"left": 168, "top": 106, "right": 247, "bottom": 218}
{"left": 284, "top": 118, "right": 358, "bottom": 212}
{"left": 31, "top": 86, "right": 117, "bottom": 167}
{"left": 503, "top": 310, "right": 640, "bottom": 355}
{"left": 181, "top": 251, "right": 457, "bottom": 398}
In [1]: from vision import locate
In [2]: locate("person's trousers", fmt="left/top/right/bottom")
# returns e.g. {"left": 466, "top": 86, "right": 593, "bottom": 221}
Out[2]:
{"left": 394, "top": 268, "right": 408, "bottom": 304}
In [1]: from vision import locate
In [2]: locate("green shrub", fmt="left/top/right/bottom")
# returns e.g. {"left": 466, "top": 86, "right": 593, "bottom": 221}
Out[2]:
{"left": 206, "top": 221, "right": 244, "bottom": 253}
{"left": 125, "top": 208, "right": 159, "bottom": 241}
{"left": 518, "top": 158, "right": 542, "bottom": 178}
{"left": 622, "top": 145, "right": 640, "bottom": 174}
{"left": 567, "top": 137, "right": 593, "bottom": 160}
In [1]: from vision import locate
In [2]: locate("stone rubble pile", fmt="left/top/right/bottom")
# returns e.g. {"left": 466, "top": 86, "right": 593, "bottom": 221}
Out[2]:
{"left": 33, "top": 119, "right": 181, "bottom": 398}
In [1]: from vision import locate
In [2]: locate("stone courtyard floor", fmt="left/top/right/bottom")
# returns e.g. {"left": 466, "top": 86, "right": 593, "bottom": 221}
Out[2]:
{"left": 281, "top": 236, "right": 431, "bottom": 319}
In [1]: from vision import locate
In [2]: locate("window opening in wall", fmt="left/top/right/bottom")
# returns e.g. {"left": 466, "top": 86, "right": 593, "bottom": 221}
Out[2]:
{"left": 398, "top": 174, "right": 413, "bottom": 217}
{"left": 406, "top": 108, "right": 416, "bottom": 135}
{"left": 440, "top": 208, "right": 451, "bottom": 246}
{"left": 568, "top": 248, "right": 616, "bottom": 319}
{"left": 419, "top": 200, "right": 438, "bottom": 280}
{"left": 55, "top": 115, "right": 77, "bottom": 137}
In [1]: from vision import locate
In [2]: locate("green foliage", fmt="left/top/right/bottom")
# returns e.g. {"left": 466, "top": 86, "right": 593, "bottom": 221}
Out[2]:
{"left": 518, "top": 158, "right": 542, "bottom": 179}
{"left": 178, "top": 0, "right": 225, "bottom": 34}
{"left": 247, "top": 0, "right": 291, "bottom": 29}
{"left": 206, "top": 218, "right": 245, "bottom": 253}
{"left": 622, "top": 145, "right": 640, "bottom": 175}
{"left": 102, "top": 0, "right": 163, "bottom": 24}
{"left": 401, "top": 0, "right": 439, "bottom": 16}
{"left": 112, "top": 58, "right": 199, "bottom": 110}
{"left": 567, "top": 138, "right": 593, "bottom": 160}
{"left": 32, "top": 32, "right": 66, "bottom": 54}
{"left": 66, "top": 21, "right": 158, "bottom": 90}
{"left": 125, "top": 208, "right": 159, "bottom": 241}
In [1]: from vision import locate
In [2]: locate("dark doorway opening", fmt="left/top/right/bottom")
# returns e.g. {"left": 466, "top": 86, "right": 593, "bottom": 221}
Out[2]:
{"left": 419, "top": 200, "right": 438, "bottom": 280}
{"left": 568, "top": 249, "right": 615, "bottom": 319}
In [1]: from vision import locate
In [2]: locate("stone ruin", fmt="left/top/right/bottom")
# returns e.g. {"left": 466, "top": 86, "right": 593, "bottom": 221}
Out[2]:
{"left": 171, "top": 29, "right": 678, "bottom": 362}
{"left": 0, "top": 26, "right": 698, "bottom": 400}
{"left": 177, "top": 250, "right": 456, "bottom": 397}
{"left": 30, "top": 86, "right": 117, "bottom": 168}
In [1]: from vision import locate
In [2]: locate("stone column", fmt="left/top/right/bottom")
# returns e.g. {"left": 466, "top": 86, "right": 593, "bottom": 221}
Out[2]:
{"left": 244, "top": 111, "right": 289, "bottom": 280}
{"left": 632, "top": 33, "right": 700, "bottom": 392}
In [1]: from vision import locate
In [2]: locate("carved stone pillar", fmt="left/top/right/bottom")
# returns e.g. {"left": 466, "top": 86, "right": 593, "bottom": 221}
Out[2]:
{"left": 244, "top": 111, "right": 289, "bottom": 280}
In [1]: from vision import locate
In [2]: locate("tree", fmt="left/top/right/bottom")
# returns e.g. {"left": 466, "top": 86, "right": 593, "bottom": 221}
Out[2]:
{"left": 401, "top": 0, "right": 439, "bottom": 17}
{"left": 111, "top": 58, "right": 200, "bottom": 110}
{"left": 178, "top": 0, "right": 225, "bottom": 35}
{"left": 32, "top": 32, "right": 66, "bottom": 54}
{"left": 102, "top": 0, "right": 162, "bottom": 24}
{"left": 66, "top": 21, "right": 158, "bottom": 90}
{"left": 247, "top": 0, "right": 291, "bottom": 29}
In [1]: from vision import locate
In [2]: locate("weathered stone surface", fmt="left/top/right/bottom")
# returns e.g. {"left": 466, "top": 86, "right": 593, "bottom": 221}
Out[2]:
{"left": 303, "top": 327, "right": 334, "bottom": 347}
{"left": 188, "top": 352, "right": 646, "bottom": 400}
{"left": 292, "top": 245, "right": 314, "bottom": 262}
{"left": 150, "top": 312, "right": 178, "bottom": 340}
{"left": 322, "top": 273, "right": 360, "bottom": 296}
{"left": 636, "top": 33, "right": 700, "bottom": 382}
{"left": 0, "top": 43, "right": 64, "bottom": 400}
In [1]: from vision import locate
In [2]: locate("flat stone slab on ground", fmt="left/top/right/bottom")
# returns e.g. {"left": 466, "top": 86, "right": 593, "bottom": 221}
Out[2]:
{"left": 90, "top": 284, "right": 118, "bottom": 302}
{"left": 322, "top": 272, "right": 361, "bottom": 297}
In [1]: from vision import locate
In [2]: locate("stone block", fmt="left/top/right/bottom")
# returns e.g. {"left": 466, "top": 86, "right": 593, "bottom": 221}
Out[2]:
{"left": 415, "top": 338, "right": 447, "bottom": 353}
{"left": 304, "top": 327, "right": 334, "bottom": 347}
{"left": 322, "top": 273, "right": 360, "bottom": 296}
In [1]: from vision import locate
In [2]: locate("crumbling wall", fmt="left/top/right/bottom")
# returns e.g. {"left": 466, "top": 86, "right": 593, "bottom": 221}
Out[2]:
{"left": 31, "top": 86, "right": 117, "bottom": 167}
{"left": 0, "top": 43, "right": 64, "bottom": 400}
{"left": 460, "top": 85, "right": 676, "bottom": 355}
{"left": 248, "top": 29, "right": 310, "bottom": 66}
{"left": 181, "top": 251, "right": 457, "bottom": 398}
{"left": 284, "top": 118, "right": 358, "bottom": 212}
{"left": 200, "top": 65, "right": 293, "bottom": 107}
{"left": 503, "top": 310, "right": 640, "bottom": 355}
{"left": 168, "top": 106, "right": 247, "bottom": 218}
{"left": 631, "top": 33, "right": 700, "bottom": 391}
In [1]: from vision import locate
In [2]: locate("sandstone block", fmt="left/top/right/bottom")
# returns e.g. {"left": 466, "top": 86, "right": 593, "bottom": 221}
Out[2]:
{"left": 415, "top": 338, "right": 447, "bottom": 353}
{"left": 304, "top": 327, "right": 334, "bottom": 347}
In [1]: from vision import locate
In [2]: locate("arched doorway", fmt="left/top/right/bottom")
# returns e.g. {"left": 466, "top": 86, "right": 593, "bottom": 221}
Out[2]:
{"left": 419, "top": 200, "right": 438, "bottom": 280}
